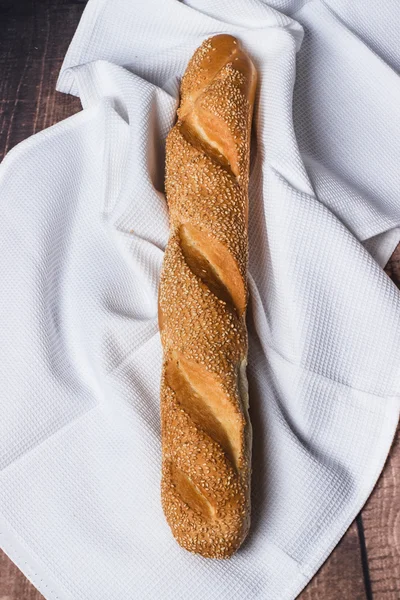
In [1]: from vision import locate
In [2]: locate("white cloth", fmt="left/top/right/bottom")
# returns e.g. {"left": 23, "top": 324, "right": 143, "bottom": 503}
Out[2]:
{"left": 1, "top": 0, "right": 399, "bottom": 598}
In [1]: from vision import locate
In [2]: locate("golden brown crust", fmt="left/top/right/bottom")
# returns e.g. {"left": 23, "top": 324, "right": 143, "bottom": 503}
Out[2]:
{"left": 159, "top": 34, "right": 257, "bottom": 558}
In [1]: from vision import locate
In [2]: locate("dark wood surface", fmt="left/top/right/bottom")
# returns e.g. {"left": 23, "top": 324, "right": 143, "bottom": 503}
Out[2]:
{"left": 0, "top": 1, "right": 399, "bottom": 598}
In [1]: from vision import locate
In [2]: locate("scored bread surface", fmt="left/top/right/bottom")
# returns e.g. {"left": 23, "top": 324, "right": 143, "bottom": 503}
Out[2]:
{"left": 158, "top": 34, "right": 257, "bottom": 559}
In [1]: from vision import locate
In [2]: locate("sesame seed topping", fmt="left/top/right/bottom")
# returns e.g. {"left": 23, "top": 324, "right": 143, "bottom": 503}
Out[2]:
{"left": 159, "top": 34, "right": 256, "bottom": 559}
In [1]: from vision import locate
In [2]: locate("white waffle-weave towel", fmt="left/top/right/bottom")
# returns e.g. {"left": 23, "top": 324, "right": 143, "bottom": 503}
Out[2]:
{"left": 0, "top": 0, "right": 400, "bottom": 598}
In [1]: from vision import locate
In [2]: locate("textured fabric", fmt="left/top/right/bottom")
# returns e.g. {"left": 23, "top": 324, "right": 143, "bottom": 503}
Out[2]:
{"left": 1, "top": 0, "right": 400, "bottom": 598}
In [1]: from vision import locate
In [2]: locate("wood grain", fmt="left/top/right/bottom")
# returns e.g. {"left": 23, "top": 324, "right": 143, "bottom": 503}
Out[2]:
{"left": 384, "top": 244, "right": 400, "bottom": 288}
{"left": 362, "top": 429, "right": 400, "bottom": 599}
{"left": 299, "top": 522, "right": 366, "bottom": 599}
{"left": 0, "top": 1, "right": 399, "bottom": 599}
{"left": 361, "top": 246, "right": 400, "bottom": 598}
{"left": 358, "top": 246, "right": 400, "bottom": 600}
{"left": 0, "top": 549, "right": 43, "bottom": 600}
{"left": 0, "top": 0, "right": 83, "bottom": 162}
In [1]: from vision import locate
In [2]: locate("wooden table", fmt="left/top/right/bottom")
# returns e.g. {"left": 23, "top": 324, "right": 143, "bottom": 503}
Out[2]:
{"left": 0, "top": 1, "right": 399, "bottom": 598}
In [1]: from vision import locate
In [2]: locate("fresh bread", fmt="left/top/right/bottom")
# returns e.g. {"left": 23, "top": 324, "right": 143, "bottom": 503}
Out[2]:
{"left": 158, "top": 34, "right": 257, "bottom": 559}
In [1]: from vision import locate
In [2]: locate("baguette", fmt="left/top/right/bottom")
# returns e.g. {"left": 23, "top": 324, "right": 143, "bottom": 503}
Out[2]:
{"left": 158, "top": 34, "right": 257, "bottom": 559}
